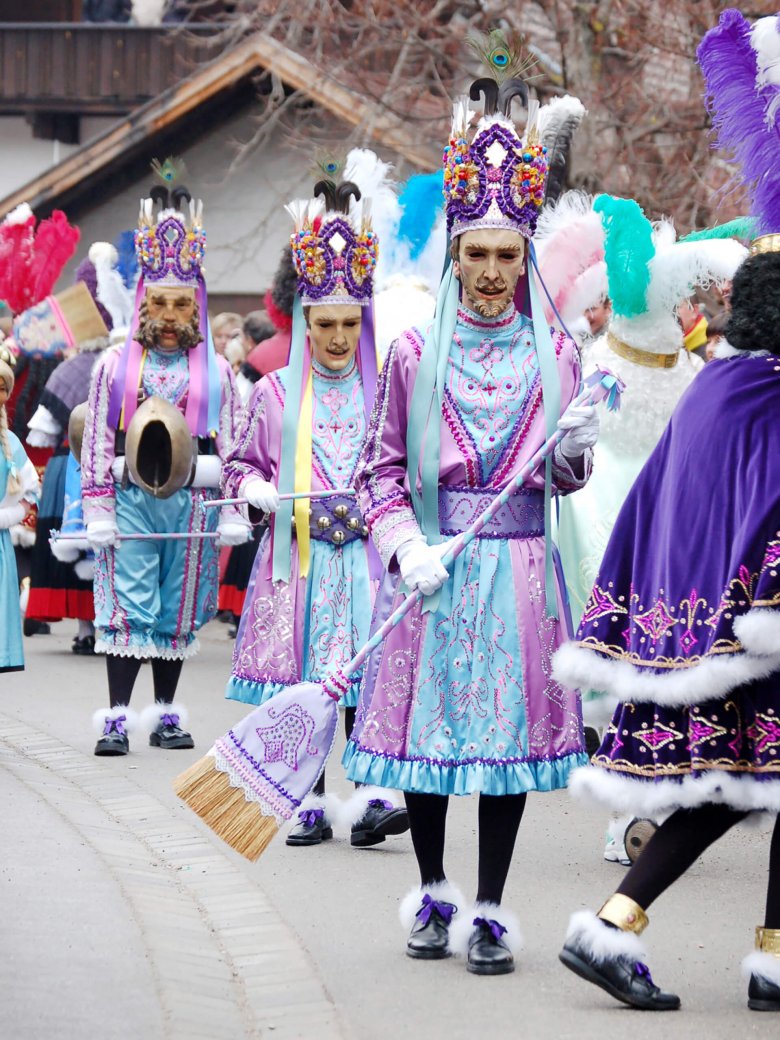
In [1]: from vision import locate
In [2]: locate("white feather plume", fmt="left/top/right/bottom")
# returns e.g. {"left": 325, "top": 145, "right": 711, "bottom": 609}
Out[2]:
{"left": 535, "top": 190, "right": 604, "bottom": 323}
{"left": 524, "top": 97, "right": 540, "bottom": 139}
{"left": 284, "top": 199, "right": 310, "bottom": 232}
{"left": 344, "top": 147, "right": 402, "bottom": 286}
{"left": 751, "top": 14, "right": 780, "bottom": 88}
{"left": 647, "top": 237, "right": 748, "bottom": 320}
{"left": 450, "top": 96, "right": 475, "bottom": 137}
{"left": 90, "top": 242, "right": 134, "bottom": 332}
{"left": 4, "top": 202, "right": 33, "bottom": 226}
{"left": 536, "top": 94, "right": 587, "bottom": 141}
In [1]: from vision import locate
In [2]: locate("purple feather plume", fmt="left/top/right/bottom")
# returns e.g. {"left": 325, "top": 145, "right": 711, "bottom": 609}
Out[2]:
{"left": 697, "top": 8, "right": 780, "bottom": 236}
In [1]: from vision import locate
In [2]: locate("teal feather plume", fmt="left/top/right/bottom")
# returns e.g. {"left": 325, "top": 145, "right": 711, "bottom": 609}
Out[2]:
{"left": 680, "top": 217, "right": 755, "bottom": 243}
{"left": 593, "top": 194, "right": 654, "bottom": 319}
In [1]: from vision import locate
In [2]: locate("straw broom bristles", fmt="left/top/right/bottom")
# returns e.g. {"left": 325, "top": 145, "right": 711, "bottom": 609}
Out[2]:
{"left": 173, "top": 753, "right": 280, "bottom": 861}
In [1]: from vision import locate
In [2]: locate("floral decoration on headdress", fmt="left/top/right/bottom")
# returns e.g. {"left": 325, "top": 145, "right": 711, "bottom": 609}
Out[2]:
{"left": 135, "top": 158, "right": 206, "bottom": 286}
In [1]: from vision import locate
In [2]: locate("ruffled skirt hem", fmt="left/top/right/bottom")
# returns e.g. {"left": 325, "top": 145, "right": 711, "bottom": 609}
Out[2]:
{"left": 225, "top": 674, "right": 359, "bottom": 709}
{"left": 342, "top": 741, "right": 588, "bottom": 796}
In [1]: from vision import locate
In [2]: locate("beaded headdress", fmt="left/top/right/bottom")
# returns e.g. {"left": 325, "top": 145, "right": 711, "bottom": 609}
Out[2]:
{"left": 135, "top": 166, "right": 206, "bottom": 288}
{"left": 287, "top": 177, "right": 378, "bottom": 307}
{"left": 443, "top": 32, "right": 548, "bottom": 240}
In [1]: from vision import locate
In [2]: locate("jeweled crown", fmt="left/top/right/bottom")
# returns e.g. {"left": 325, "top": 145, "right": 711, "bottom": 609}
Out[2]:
{"left": 444, "top": 80, "right": 548, "bottom": 240}
{"left": 287, "top": 179, "right": 378, "bottom": 307}
{"left": 135, "top": 186, "right": 206, "bottom": 287}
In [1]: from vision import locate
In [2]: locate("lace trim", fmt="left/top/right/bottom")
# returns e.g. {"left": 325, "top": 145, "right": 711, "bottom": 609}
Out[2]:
{"left": 94, "top": 637, "right": 201, "bottom": 661}
{"left": 211, "top": 744, "right": 288, "bottom": 824}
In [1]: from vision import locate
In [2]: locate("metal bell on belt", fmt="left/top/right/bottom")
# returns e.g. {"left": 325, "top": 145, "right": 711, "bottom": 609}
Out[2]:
{"left": 124, "top": 396, "right": 195, "bottom": 499}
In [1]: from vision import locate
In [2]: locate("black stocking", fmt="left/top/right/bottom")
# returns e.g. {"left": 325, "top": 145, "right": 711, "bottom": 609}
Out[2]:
{"left": 765, "top": 815, "right": 780, "bottom": 929}
{"left": 151, "top": 658, "right": 184, "bottom": 704}
{"left": 616, "top": 803, "right": 748, "bottom": 909}
{"left": 311, "top": 707, "right": 357, "bottom": 798}
{"left": 107, "top": 655, "right": 142, "bottom": 707}
{"left": 404, "top": 792, "right": 449, "bottom": 886}
{"left": 476, "top": 793, "right": 527, "bottom": 905}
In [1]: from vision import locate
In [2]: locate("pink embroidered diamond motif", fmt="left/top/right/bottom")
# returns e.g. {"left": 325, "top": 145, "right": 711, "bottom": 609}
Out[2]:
{"left": 748, "top": 715, "right": 780, "bottom": 754}
{"left": 689, "top": 718, "right": 726, "bottom": 747}
{"left": 255, "top": 704, "right": 317, "bottom": 772}
{"left": 635, "top": 724, "right": 683, "bottom": 751}
{"left": 679, "top": 628, "right": 698, "bottom": 655}
{"left": 581, "top": 585, "right": 628, "bottom": 626}
{"left": 634, "top": 599, "right": 677, "bottom": 642}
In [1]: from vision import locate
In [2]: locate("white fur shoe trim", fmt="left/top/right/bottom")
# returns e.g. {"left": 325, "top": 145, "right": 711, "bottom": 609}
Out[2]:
{"left": 337, "top": 785, "right": 403, "bottom": 829}
{"left": 448, "top": 902, "right": 523, "bottom": 958}
{"left": 292, "top": 793, "right": 342, "bottom": 827}
{"left": 569, "top": 764, "right": 780, "bottom": 816}
{"left": 92, "top": 705, "right": 140, "bottom": 735}
{"left": 565, "top": 910, "right": 647, "bottom": 963}
{"left": 140, "top": 702, "right": 190, "bottom": 733}
{"left": 398, "top": 881, "right": 465, "bottom": 934}
{"left": 743, "top": 950, "right": 780, "bottom": 987}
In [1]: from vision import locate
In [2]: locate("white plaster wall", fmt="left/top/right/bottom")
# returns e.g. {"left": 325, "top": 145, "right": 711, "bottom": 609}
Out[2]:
{"left": 0, "top": 116, "right": 115, "bottom": 201}
{"left": 61, "top": 105, "right": 320, "bottom": 297}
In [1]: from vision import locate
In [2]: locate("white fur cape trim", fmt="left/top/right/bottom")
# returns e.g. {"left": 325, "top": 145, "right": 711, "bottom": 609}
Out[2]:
{"left": 448, "top": 901, "right": 523, "bottom": 958}
{"left": 399, "top": 880, "right": 466, "bottom": 934}
{"left": 92, "top": 704, "right": 140, "bottom": 735}
{"left": 565, "top": 910, "right": 647, "bottom": 962}
{"left": 569, "top": 765, "right": 780, "bottom": 816}
{"left": 140, "top": 701, "right": 190, "bottom": 733}
{"left": 553, "top": 620, "right": 780, "bottom": 710}
{"left": 743, "top": 950, "right": 780, "bottom": 987}
{"left": 713, "top": 340, "right": 772, "bottom": 360}
{"left": 337, "top": 785, "right": 403, "bottom": 829}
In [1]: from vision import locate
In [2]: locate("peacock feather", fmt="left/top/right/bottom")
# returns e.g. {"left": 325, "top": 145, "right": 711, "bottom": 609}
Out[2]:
{"left": 313, "top": 152, "right": 344, "bottom": 181}
{"left": 151, "top": 156, "right": 186, "bottom": 185}
{"left": 468, "top": 27, "right": 537, "bottom": 83}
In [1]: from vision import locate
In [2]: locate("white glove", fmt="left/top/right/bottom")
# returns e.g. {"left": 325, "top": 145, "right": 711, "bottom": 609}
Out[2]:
{"left": 217, "top": 521, "right": 251, "bottom": 547}
{"left": 396, "top": 539, "right": 449, "bottom": 597}
{"left": 243, "top": 478, "right": 280, "bottom": 514}
{"left": 74, "top": 558, "right": 95, "bottom": 582}
{"left": 0, "top": 503, "right": 26, "bottom": 530}
{"left": 51, "top": 535, "right": 81, "bottom": 563}
{"left": 86, "top": 519, "right": 120, "bottom": 549}
{"left": 557, "top": 403, "right": 600, "bottom": 458}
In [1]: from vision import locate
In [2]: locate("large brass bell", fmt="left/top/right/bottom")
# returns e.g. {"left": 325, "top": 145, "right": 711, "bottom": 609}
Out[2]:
{"left": 125, "top": 396, "right": 194, "bottom": 499}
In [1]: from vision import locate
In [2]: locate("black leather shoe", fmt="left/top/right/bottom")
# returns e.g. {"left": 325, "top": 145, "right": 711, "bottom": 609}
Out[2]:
{"left": 149, "top": 712, "right": 194, "bottom": 750}
{"left": 286, "top": 808, "right": 333, "bottom": 846}
{"left": 23, "top": 618, "right": 51, "bottom": 636}
{"left": 351, "top": 799, "right": 410, "bottom": 847}
{"left": 559, "top": 939, "right": 680, "bottom": 1010}
{"left": 748, "top": 973, "right": 780, "bottom": 1011}
{"left": 406, "top": 894, "right": 457, "bottom": 960}
{"left": 467, "top": 917, "right": 514, "bottom": 975}
{"left": 72, "top": 635, "right": 96, "bottom": 655}
{"left": 94, "top": 714, "right": 130, "bottom": 757}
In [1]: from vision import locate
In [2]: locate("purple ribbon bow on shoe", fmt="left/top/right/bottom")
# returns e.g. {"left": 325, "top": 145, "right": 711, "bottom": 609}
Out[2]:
{"left": 473, "top": 916, "right": 507, "bottom": 942}
{"left": 368, "top": 798, "right": 393, "bottom": 811}
{"left": 103, "top": 715, "right": 126, "bottom": 736}
{"left": 160, "top": 713, "right": 180, "bottom": 728}
{"left": 634, "top": 962, "right": 655, "bottom": 985}
{"left": 298, "top": 808, "right": 325, "bottom": 828}
{"left": 417, "top": 893, "right": 457, "bottom": 926}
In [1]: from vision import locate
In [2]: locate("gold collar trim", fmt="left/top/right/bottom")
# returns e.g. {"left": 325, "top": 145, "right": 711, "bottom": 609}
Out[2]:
{"left": 750, "top": 234, "right": 780, "bottom": 256}
{"left": 607, "top": 331, "right": 679, "bottom": 369}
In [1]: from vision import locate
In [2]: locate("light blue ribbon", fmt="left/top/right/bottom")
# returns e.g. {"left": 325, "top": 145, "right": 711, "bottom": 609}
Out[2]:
{"left": 272, "top": 296, "right": 307, "bottom": 583}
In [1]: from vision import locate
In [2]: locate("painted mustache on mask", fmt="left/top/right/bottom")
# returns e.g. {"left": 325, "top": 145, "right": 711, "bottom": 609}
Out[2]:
{"left": 475, "top": 278, "right": 508, "bottom": 294}
{"left": 136, "top": 317, "right": 203, "bottom": 351}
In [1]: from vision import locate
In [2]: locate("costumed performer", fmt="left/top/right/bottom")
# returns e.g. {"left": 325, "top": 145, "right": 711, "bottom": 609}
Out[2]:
{"left": 82, "top": 168, "right": 248, "bottom": 756}
{"left": 0, "top": 343, "right": 40, "bottom": 671}
{"left": 555, "top": 8, "right": 780, "bottom": 1012}
{"left": 343, "top": 39, "right": 599, "bottom": 975}
{"left": 222, "top": 154, "right": 410, "bottom": 850}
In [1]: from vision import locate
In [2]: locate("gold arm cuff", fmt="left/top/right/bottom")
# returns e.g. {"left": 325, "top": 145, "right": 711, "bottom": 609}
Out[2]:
{"left": 756, "top": 926, "right": 780, "bottom": 956}
{"left": 597, "top": 894, "right": 649, "bottom": 935}
{"left": 607, "top": 332, "right": 679, "bottom": 370}
{"left": 750, "top": 234, "right": 780, "bottom": 256}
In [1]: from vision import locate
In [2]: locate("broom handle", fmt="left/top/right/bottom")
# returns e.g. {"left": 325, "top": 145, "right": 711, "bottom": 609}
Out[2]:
{"left": 338, "top": 370, "right": 620, "bottom": 684}
{"left": 203, "top": 488, "right": 355, "bottom": 509}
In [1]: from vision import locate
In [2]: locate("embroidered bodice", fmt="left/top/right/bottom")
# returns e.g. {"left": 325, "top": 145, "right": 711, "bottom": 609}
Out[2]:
{"left": 448, "top": 304, "right": 539, "bottom": 484}
{"left": 312, "top": 356, "right": 366, "bottom": 487}
{"left": 141, "top": 348, "right": 189, "bottom": 407}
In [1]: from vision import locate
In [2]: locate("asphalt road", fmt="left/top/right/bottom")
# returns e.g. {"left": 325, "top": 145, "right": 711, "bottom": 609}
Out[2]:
{"left": 2, "top": 619, "right": 777, "bottom": 1039}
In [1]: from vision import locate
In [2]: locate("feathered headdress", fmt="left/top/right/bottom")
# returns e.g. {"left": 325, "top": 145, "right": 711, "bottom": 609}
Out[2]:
{"left": 697, "top": 10, "right": 780, "bottom": 248}
{"left": 537, "top": 95, "right": 587, "bottom": 205}
{"left": 534, "top": 190, "right": 606, "bottom": 326}
{"left": 0, "top": 204, "right": 80, "bottom": 316}
{"left": 595, "top": 194, "right": 747, "bottom": 360}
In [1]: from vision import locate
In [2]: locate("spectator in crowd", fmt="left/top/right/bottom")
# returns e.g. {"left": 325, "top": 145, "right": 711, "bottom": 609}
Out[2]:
{"left": 583, "top": 296, "right": 612, "bottom": 339}
{"left": 678, "top": 296, "right": 708, "bottom": 362}
{"left": 704, "top": 310, "right": 729, "bottom": 362}
{"left": 211, "top": 311, "right": 242, "bottom": 357}
{"left": 235, "top": 310, "right": 275, "bottom": 402}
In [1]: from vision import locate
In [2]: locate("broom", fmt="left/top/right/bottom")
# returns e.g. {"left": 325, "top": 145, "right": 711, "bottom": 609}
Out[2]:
{"left": 174, "top": 367, "right": 624, "bottom": 860}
